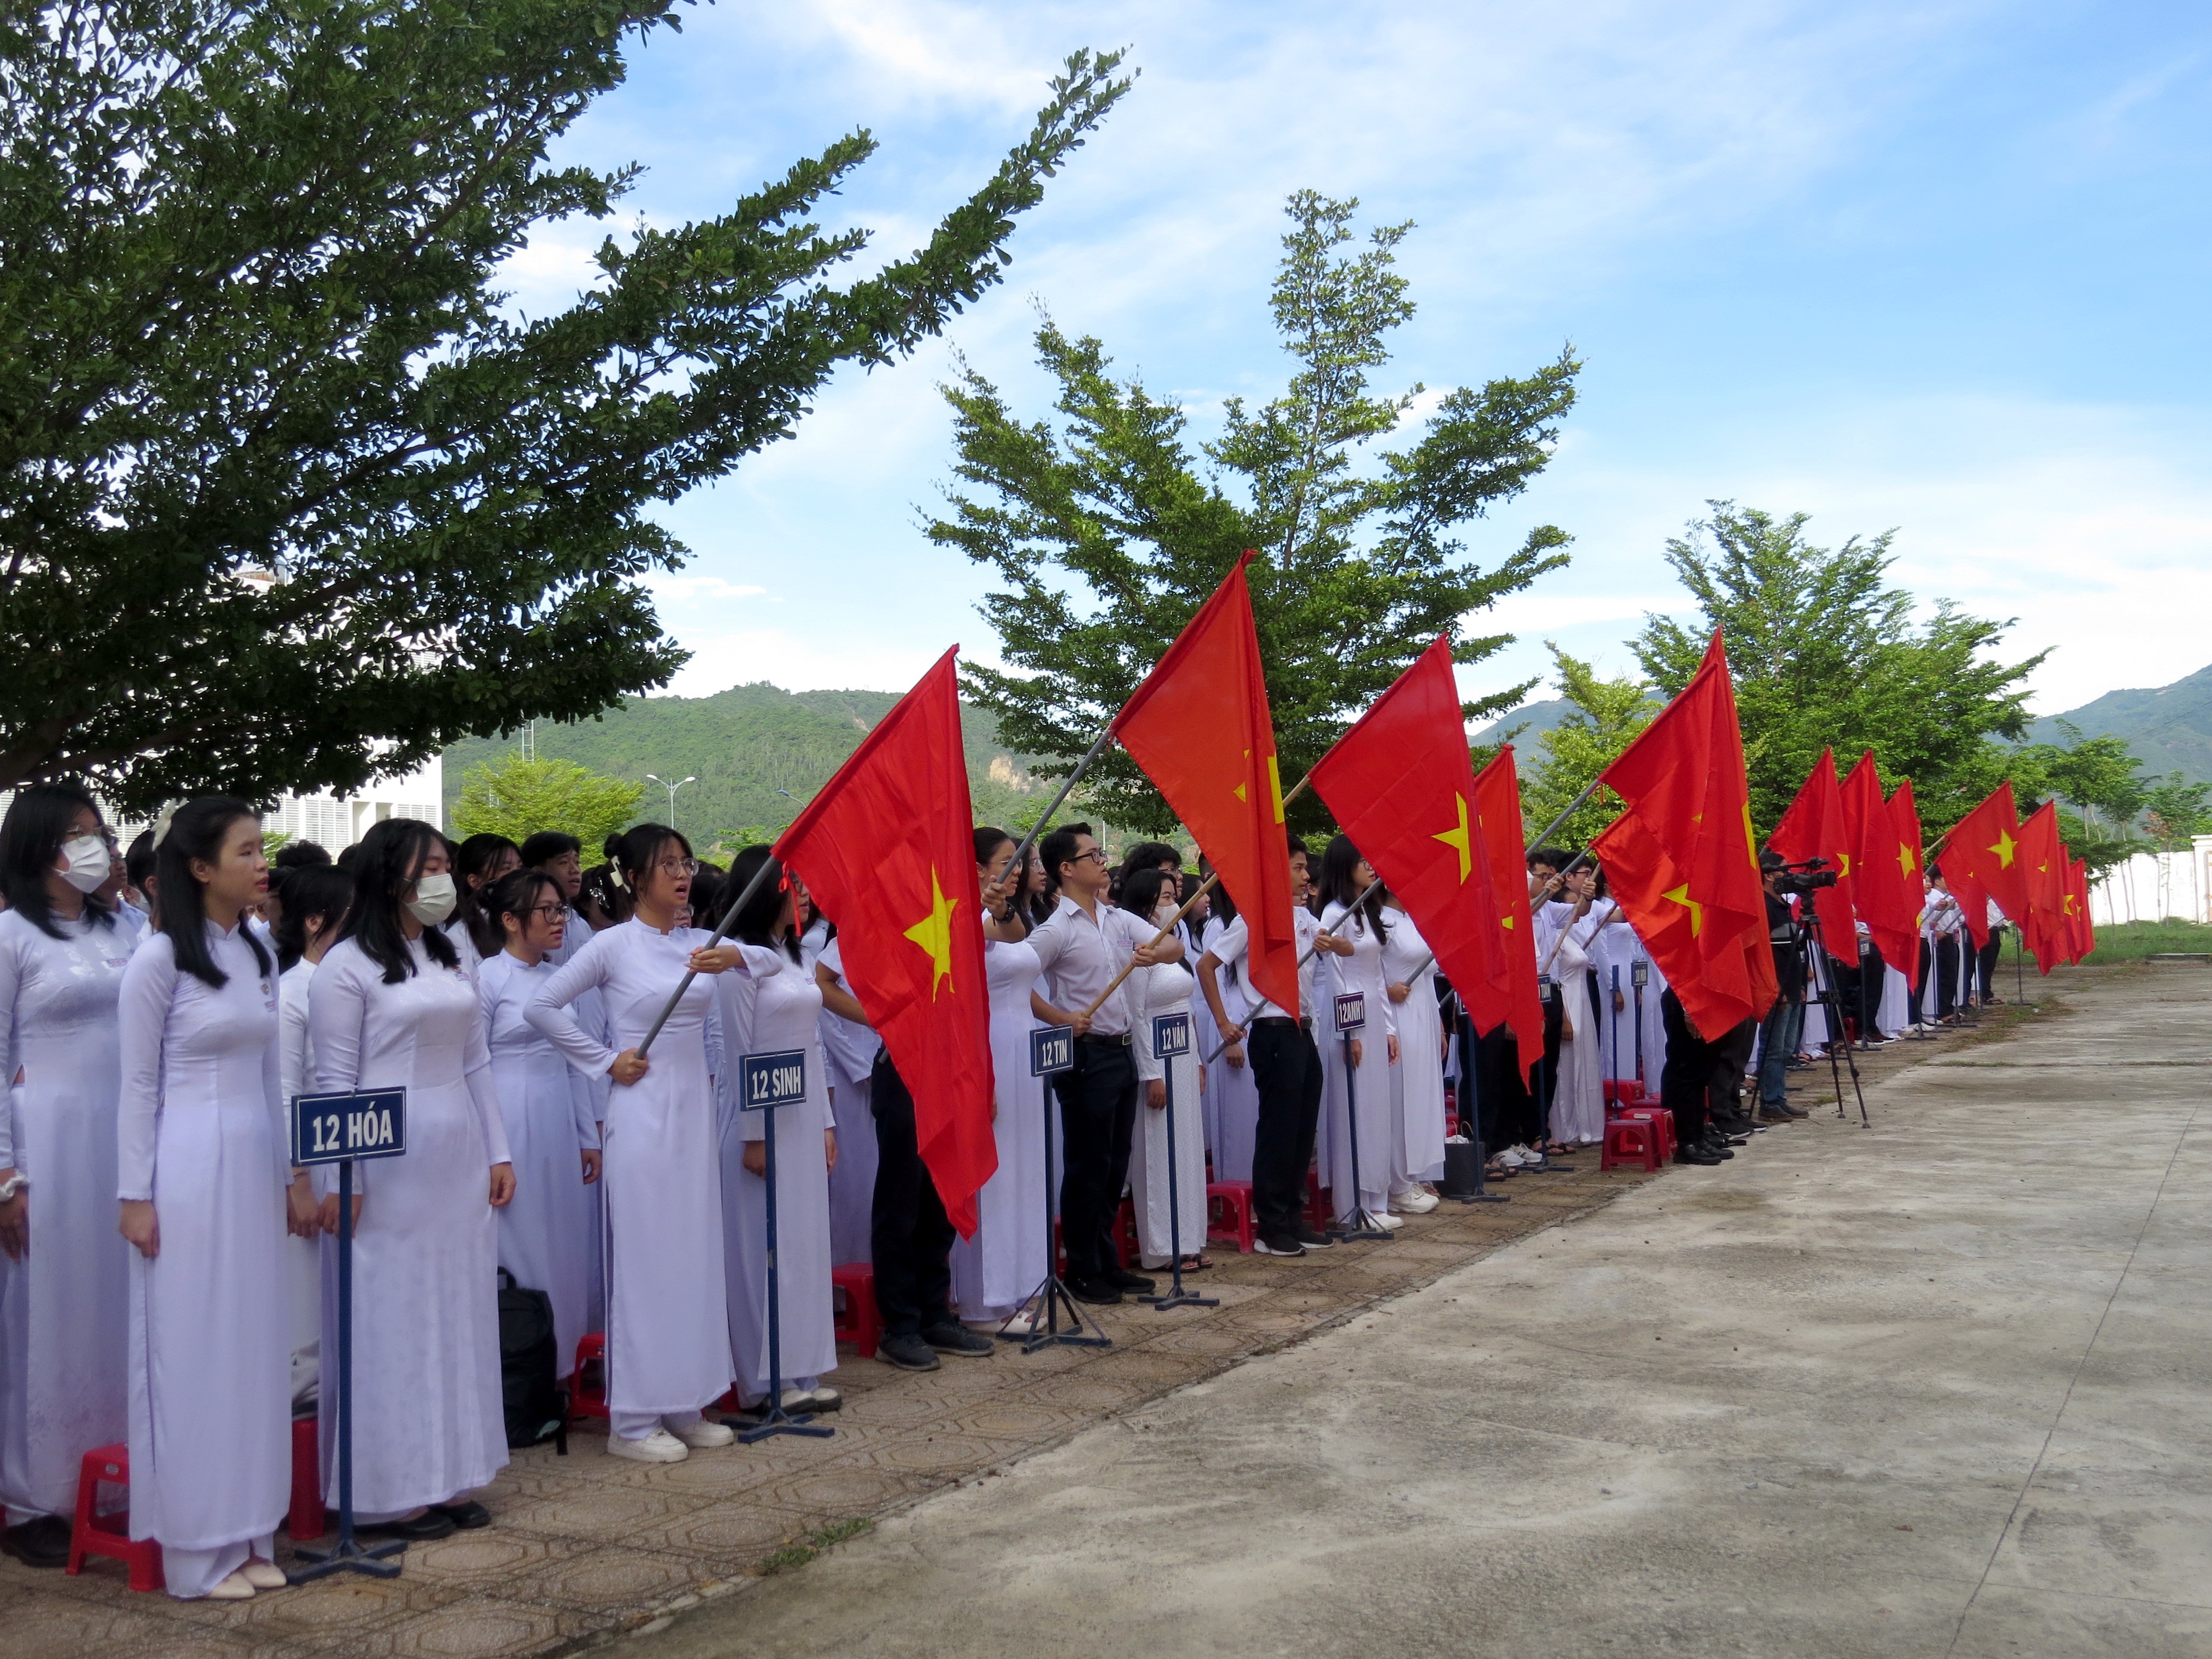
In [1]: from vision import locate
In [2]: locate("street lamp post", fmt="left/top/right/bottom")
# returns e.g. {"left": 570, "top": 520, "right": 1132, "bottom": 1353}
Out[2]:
{"left": 645, "top": 774, "right": 697, "bottom": 833}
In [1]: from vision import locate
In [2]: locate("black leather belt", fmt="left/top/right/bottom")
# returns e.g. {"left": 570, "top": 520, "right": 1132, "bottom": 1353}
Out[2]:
{"left": 1249, "top": 1015, "right": 1313, "bottom": 1031}
{"left": 1077, "top": 1031, "right": 1133, "bottom": 1047}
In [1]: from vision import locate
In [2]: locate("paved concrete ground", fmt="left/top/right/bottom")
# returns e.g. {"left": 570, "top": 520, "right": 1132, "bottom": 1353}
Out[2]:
{"left": 644, "top": 965, "right": 2212, "bottom": 1659}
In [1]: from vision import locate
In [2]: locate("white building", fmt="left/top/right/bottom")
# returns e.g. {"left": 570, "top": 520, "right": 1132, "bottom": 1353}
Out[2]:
{"left": 2088, "top": 837, "right": 2212, "bottom": 926}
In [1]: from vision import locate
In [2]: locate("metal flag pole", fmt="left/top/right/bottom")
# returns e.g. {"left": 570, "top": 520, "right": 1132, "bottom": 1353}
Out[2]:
{"left": 1003, "top": 719, "right": 1121, "bottom": 883}
{"left": 1199, "top": 867, "right": 1383, "bottom": 1066}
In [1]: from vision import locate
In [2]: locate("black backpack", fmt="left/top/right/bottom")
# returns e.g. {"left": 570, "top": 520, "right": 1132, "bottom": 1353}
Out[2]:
{"left": 497, "top": 1270, "right": 567, "bottom": 1452}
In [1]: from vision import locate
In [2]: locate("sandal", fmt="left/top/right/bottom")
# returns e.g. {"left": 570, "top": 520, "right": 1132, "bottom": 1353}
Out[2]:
{"left": 1178, "top": 1254, "right": 1213, "bottom": 1272}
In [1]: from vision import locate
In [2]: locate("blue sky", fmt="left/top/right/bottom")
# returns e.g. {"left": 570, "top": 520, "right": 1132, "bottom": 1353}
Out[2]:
{"left": 504, "top": 0, "right": 2212, "bottom": 721}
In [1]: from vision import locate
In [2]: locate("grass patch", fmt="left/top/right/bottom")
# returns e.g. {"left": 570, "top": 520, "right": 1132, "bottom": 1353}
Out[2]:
{"left": 2077, "top": 919, "right": 2212, "bottom": 962}
{"left": 758, "top": 1517, "right": 874, "bottom": 1574}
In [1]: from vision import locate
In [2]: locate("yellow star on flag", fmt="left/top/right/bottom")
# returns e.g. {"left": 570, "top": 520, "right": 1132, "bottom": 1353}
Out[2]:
{"left": 1664, "top": 883, "right": 1703, "bottom": 937}
{"left": 901, "top": 866, "right": 959, "bottom": 1000}
{"left": 1989, "top": 828, "right": 2016, "bottom": 869}
{"left": 1433, "top": 794, "right": 1473, "bottom": 883}
{"left": 1897, "top": 840, "right": 1917, "bottom": 878}
{"left": 2062, "top": 892, "right": 2077, "bottom": 917}
{"left": 1837, "top": 850, "right": 1853, "bottom": 877}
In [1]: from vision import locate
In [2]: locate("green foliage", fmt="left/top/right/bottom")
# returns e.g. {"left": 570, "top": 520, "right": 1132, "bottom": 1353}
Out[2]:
{"left": 932, "top": 190, "right": 1579, "bottom": 834}
{"left": 442, "top": 682, "right": 1067, "bottom": 852}
{"left": 2141, "top": 773, "right": 2212, "bottom": 851}
{"left": 452, "top": 755, "right": 646, "bottom": 846}
{"left": 2066, "top": 919, "right": 2212, "bottom": 959}
{"left": 0, "top": 7, "right": 1129, "bottom": 813}
{"left": 1634, "top": 503, "right": 2046, "bottom": 838}
{"left": 1519, "top": 646, "right": 1660, "bottom": 848}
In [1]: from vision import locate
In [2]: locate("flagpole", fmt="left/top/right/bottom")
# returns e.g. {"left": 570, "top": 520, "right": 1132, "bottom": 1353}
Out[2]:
{"left": 634, "top": 855, "right": 781, "bottom": 1060}
{"left": 1075, "top": 775, "right": 1315, "bottom": 1021}
{"left": 1528, "top": 777, "right": 1608, "bottom": 852}
{"left": 1199, "top": 868, "right": 1385, "bottom": 1063}
{"left": 1004, "top": 718, "right": 1121, "bottom": 882}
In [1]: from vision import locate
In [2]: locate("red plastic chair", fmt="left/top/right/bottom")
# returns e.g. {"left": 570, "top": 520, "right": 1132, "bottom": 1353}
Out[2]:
{"left": 571, "top": 1333, "right": 609, "bottom": 1420}
{"left": 1113, "top": 1196, "right": 1139, "bottom": 1268}
{"left": 288, "top": 1415, "right": 325, "bottom": 1540}
{"left": 1206, "top": 1181, "right": 1256, "bottom": 1253}
{"left": 831, "top": 1261, "right": 880, "bottom": 1360}
{"left": 1600, "top": 1118, "right": 1661, "bottom": 1172}
{"left": 65, "top": 1444, "right": 163, "bottom": 1592}
{"left": 1620, "top": 1105, "right": 1678, "bottom": 1161}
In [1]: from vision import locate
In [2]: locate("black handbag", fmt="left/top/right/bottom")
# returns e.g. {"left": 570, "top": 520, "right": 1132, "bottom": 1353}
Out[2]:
{"left": 496, "top": 1269, "right": 567, "bottom": 1452}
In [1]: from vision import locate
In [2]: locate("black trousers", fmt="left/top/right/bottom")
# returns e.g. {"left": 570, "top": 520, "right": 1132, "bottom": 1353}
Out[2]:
{"left": 869, "top": 1052, "right": 954, "bottom": 1338}
{"left": 1050, "top": 1036, "right": 1139, "bottom": 1280}
{"left": 1660, "top": 989, "right": 1719, "bottom": 1146}
{"left": 1248, "top": 1021, "right": 1323, "bottom": 1239}
{"left": 1536, "top": 985, "right": 1564, "bottom": 1133}
{"left": 1709, "top": 1018, "right": 1757, "bottom": 1125}
{"left": 1978, "top": 928, "right": 2005, "bottom": 1000}
{"left": 1478, "top": 1026, "right": 1543, "bottom": 1150}
{"left": 1933, "top": 936, "right": 1960, "bottom": 1020}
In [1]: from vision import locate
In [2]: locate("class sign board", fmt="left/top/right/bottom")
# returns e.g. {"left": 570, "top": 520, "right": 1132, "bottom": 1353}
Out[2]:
{"left": 1631, "top": 962, "right": 1650, "bottom": 989}
{"left": 1152, "top": 1011, "right": 1191, "bottom": 1058}
{"left": 1334, "top": 992, "right": 1366, "bottom": 1034}
{"left": 1030, "top": 1024, "right": 1075, "bottom": 1077}
{"left": 742, "top": 1050, "right": 808, "bottom": 1113}
{"left": 290, "top": 1089, "right": 408, "bottom": 1167}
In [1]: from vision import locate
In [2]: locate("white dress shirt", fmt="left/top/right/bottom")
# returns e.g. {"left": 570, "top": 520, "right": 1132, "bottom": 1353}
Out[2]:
{"left": 1207, "top": 906, "right": 1323, "bottom": 1024}
{"left": 1025, "top": 893, "right": 1182, "bottom": 1037}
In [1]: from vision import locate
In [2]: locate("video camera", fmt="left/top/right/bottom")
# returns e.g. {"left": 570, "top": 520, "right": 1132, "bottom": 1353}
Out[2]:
{"left": 1771, "top": 857, "right": 1839, "bottom": 897}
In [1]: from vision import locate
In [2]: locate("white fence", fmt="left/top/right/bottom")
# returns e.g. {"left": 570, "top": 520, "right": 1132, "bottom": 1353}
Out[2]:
{"left": 2089, "top": 839, "right": 2212, "bottom": 927}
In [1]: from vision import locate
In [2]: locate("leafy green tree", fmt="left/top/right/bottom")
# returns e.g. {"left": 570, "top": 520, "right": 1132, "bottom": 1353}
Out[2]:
{"left": 0, "top": 6, "right": 1129, "bottom": 813}
{"left": 1517, "top": 646, "right": 1661, "bottom": 849}
{"left": 1634, "top": 503, "right": 2046, "bottom": 838}
{"left": 452, "top": 755, "right": 646, "bottom": 846}
{"left": 933, "top": 190, "right": 1579, "bottom": 834}
{"left": 2141, "top": 773, "right": 2212, "bottom": 852}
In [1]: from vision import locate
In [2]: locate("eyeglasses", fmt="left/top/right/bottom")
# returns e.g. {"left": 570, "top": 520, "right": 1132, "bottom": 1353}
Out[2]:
{"left": 525, "top": 904, "right": 567, "bottom": 923}
{"left": 650, "top": 858, "right": 698, "bottom": 878}
{"left": 1067, "top": 849, "right": 1108, "bottom": 867}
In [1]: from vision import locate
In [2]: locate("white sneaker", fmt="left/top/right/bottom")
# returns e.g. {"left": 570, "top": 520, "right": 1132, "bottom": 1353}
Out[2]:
{"left": 999, "top": 1310, "right": 1037, "bottom": 1336}
{"left": 608, "top": 1427, "right": 689, "bottom": 1463}
{"left": 1499, "top": 1145, "right": 1531, "bottom": 1167}
{"left": 1365, "top": 1209, "right": 1406, "bottom": 1230}
{"left": 804, "top": 1386, "right": 843, "bottom": 1413}
{"left": 1391, "top": 1188, "right": 1439, "bottom": 1214}
{"left": 666, "top": 1416, "right": 734, "bottom": 1449}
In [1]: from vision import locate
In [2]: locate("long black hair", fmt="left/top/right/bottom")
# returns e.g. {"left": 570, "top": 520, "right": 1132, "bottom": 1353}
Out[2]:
{"left": 455, "top": 832, "right": 521, "bottom": 957}
{"left": 274, "top": 864, "right": 354, "bottom": 972}
{"left": 484, "top": 868, "right": 562, "bottom": 954}
{"left": 0, "top": 784, "right": 115, "bottom": 938}
{"left": 605, "top": 823, "right": 690, "bottom": 903}
{"left": 155, "top": 796, "right": 272, "bottom": 988}
{"left": 726, "top": 845, "right": 799, "bottom": 962}
{"left": 1318, "top": 834, "right": 1388, "bottom": 942}
{"left": 1198, "top": 855, "right": 1237, "bottom": 929}
{"left": 1117, "top": 865, "right": 1177, "bottom": 926}
{"left": 338, "top": 817, "right": 458, "bottom": 983}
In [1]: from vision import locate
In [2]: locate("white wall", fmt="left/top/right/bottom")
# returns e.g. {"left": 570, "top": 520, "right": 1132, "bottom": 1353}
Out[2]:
{"left": 2088, "top": 839, "right": 2212, "bottom": 927}
{"left": 260, "top": 752, "right": 444, "bottom": 851}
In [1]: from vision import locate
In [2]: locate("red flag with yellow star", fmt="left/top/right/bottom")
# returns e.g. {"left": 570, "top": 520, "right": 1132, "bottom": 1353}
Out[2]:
{"left": 774, "top": 647, "right": 995, "bottom": 1234}
{"left": 1839, "top": 753, "right": 1919, "bottom": 985}
{"left": 1310, "top": 636, "right": 1510, "bottom": 1036}
{"left": 2016, "top": 800, "right": 2069, "bottom": 974}
{"left": 1112, "top": 550, "right": 1298, "bottom": 1015}
{"left": 1470, "top": 746, "right": 1546, "bottom": 1081}
{"left": 1886, "top": 778, "right": 1927, "bottom": 993}
{"left": 1591, "top": 631, "right": 1775, "bottom": 1036}
{"left": 1767, "top": 747, "right": 1860, "bottom": 949}
{"left": 2067, "top": 857, "right": 2094, "bottom": 962}
{"left": 1936, "top": 782, "right": 2028, "bottom": 935}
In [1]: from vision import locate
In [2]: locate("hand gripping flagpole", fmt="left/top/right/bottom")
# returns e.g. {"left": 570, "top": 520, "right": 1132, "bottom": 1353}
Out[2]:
{"left": 633, "top": 857, "right": 782, "bottom": 1060}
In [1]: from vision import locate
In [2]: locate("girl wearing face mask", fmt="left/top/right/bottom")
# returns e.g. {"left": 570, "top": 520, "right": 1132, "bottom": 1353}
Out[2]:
{"left": 525, "top": 824, "right": 737, "bottom": 1464}
{"left": 1121, "top": 867, "right": 1209, "bottom": 1274}
{"left": 117, "top": 796, "right": 314, "bottom": 1600}
{"left": 0, "top": 786, "right": 133, "bottom": 1570}
{"left": 479, "top": 869, "right": 601, "bottom": 1375}
{"left": 307, "top": 818, "right": 516, "bottom": 1539}
{"left": 950, "top": 827, "right": 1050, "bottom": 1330}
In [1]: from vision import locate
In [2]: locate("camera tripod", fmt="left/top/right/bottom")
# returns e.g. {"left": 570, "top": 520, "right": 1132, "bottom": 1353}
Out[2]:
{"left": 1796, "top": 899, "right": 1870, "bottom": 1127}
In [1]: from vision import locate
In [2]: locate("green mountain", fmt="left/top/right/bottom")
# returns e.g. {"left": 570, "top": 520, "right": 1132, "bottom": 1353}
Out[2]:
{"left": 1469, "top": 697, "right": 1577, "bottom": 750}
{"left": 441, "top": 682, "right": 1058, "bottom": 854}
{"left": 2023, "top": 663, "right": 2212, "bottom": 785}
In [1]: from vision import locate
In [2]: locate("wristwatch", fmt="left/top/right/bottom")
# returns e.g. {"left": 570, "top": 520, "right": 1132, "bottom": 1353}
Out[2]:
{"left": 0, "top": 1173, "right": 27, "bottom": 1203}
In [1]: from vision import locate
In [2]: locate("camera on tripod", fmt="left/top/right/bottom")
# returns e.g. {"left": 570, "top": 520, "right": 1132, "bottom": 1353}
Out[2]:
{"left": 1771, "top": 857, "right": 1839, "bottom": 896}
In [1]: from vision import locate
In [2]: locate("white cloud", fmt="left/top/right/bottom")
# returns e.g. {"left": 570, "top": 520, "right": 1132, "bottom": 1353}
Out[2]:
{"left": 647, "top": 575, "right": 770, "bottom": 603}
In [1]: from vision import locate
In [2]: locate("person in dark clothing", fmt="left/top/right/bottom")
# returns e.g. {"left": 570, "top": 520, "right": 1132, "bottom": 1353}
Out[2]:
{"left": 867, "top": 1053, "right": 993, "bottom": 1371}
{"left": 1659, "top": 990, "right": 1728, "bottom": 1165}
{"left": 1754, "top": 853, "right": 1811, "bottom": 1121}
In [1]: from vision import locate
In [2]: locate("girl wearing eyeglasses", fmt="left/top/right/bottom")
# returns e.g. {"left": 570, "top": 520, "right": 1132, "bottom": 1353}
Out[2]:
{"left": 526, "top": 823, "right": 737, "bottom": 1464}
{"left": 479, "top": 870, "right": 603, "bottom": 1377}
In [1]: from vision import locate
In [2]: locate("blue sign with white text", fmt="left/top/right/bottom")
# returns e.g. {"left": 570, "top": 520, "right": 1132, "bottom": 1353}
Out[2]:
{"left": 1029, "top": 1024, "right": 1075, "bottom": 1076}
{"left": 741, "top": 1050, "right": 808, "bottom": 1113}
{"left": 1152, "top": 1011, "right": 1191, "bottom": 1057}
{"left": 1334, "top": 992, "right": 1366, "bottom": 1033}
{"left": 291, "top": 1089, "right": 407, "bottom": 1167}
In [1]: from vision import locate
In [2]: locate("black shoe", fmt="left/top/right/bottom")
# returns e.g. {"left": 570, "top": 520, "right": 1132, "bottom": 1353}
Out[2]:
{"left": 921, "top": 1322, "right": 994, "bottom": 1358}
{"left": 1673, "top": 1145, "right": 1725, "bottom": 1166}
{"left": 1698, "top": 1136, "right": 1737, "bottom": 1159}
{"left": 878, "top": 1331, "right": 942, "bottom": 1371}
{"left": 358, "top": 1509, "right": 458, "bottom": 1542}
{"left": 432, "top": 1500, "right": 491, "bottom": 1530}
{"left": 1254, "top": 1234, "right": 1306, "bottom": 1256}
{"left": 1710, "top": 1113, "right": 1756, "bottom": 1135}
{"left": 0, "top": 1515, "right": 70, "bottom": 1569}
{"left": 1292, "top": 1226, "right": 1336, "bottom": 1249}
{"left": 1104, "top": 1267, "right": 1156, "bottom": 1293}
{"left": 1065, "top": 1276, "right": 1123, "bottom": 1305}
{"left": 1757, "top": 1103, "right": 1807, "bottom": 1122}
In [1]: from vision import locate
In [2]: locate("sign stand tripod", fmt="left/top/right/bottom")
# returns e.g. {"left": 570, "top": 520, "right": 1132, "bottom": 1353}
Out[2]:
{"left": 1138, "top": 1011, "right": 1217, "bottom": 1312}
{"left": 1001, "top": 1025, "right": 1110, "bottom": 1353}
{"left": 1331, "top": 992, "right": 1392, "bottom": 1240}
{"left": 288, "top": 1088, "right": 410, "bottom": 1584}
{"left": 732, "top": 1050, "right": 832, "bottom": 1444}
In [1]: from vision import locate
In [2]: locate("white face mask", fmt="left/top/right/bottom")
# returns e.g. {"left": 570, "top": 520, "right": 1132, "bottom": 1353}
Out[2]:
{"left": 58, "top": 834, "right": 110, "bottom": 894}
{"left": 404, "top": 871, "right": 457, "bottom": 927}
{"left": 1154, "top": 899, "right": 1180, "bottom": 928}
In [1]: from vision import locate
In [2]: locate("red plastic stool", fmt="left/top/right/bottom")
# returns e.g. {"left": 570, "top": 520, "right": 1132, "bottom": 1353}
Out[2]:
{"left": 288, "top": 1416, "right": 325, "bottom": 1540}
{"left": 831, "top": 1262, "right": 880, "bottom": 1360}
{"left": 1600, "top": 1118, "right": 1661, "bottom": 1172}
{"left": 65, "top": 1444, "right": 163, "bottom": 1592}
{"left": 1621, "top": 1106, "right": 1677, "bottom": 1161}
{"left": 571, "top": 1333, "right": 609, "bottom": 1420}
{"left": 1206, "top": 1180, "right": 1256, "bottom": 1253}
